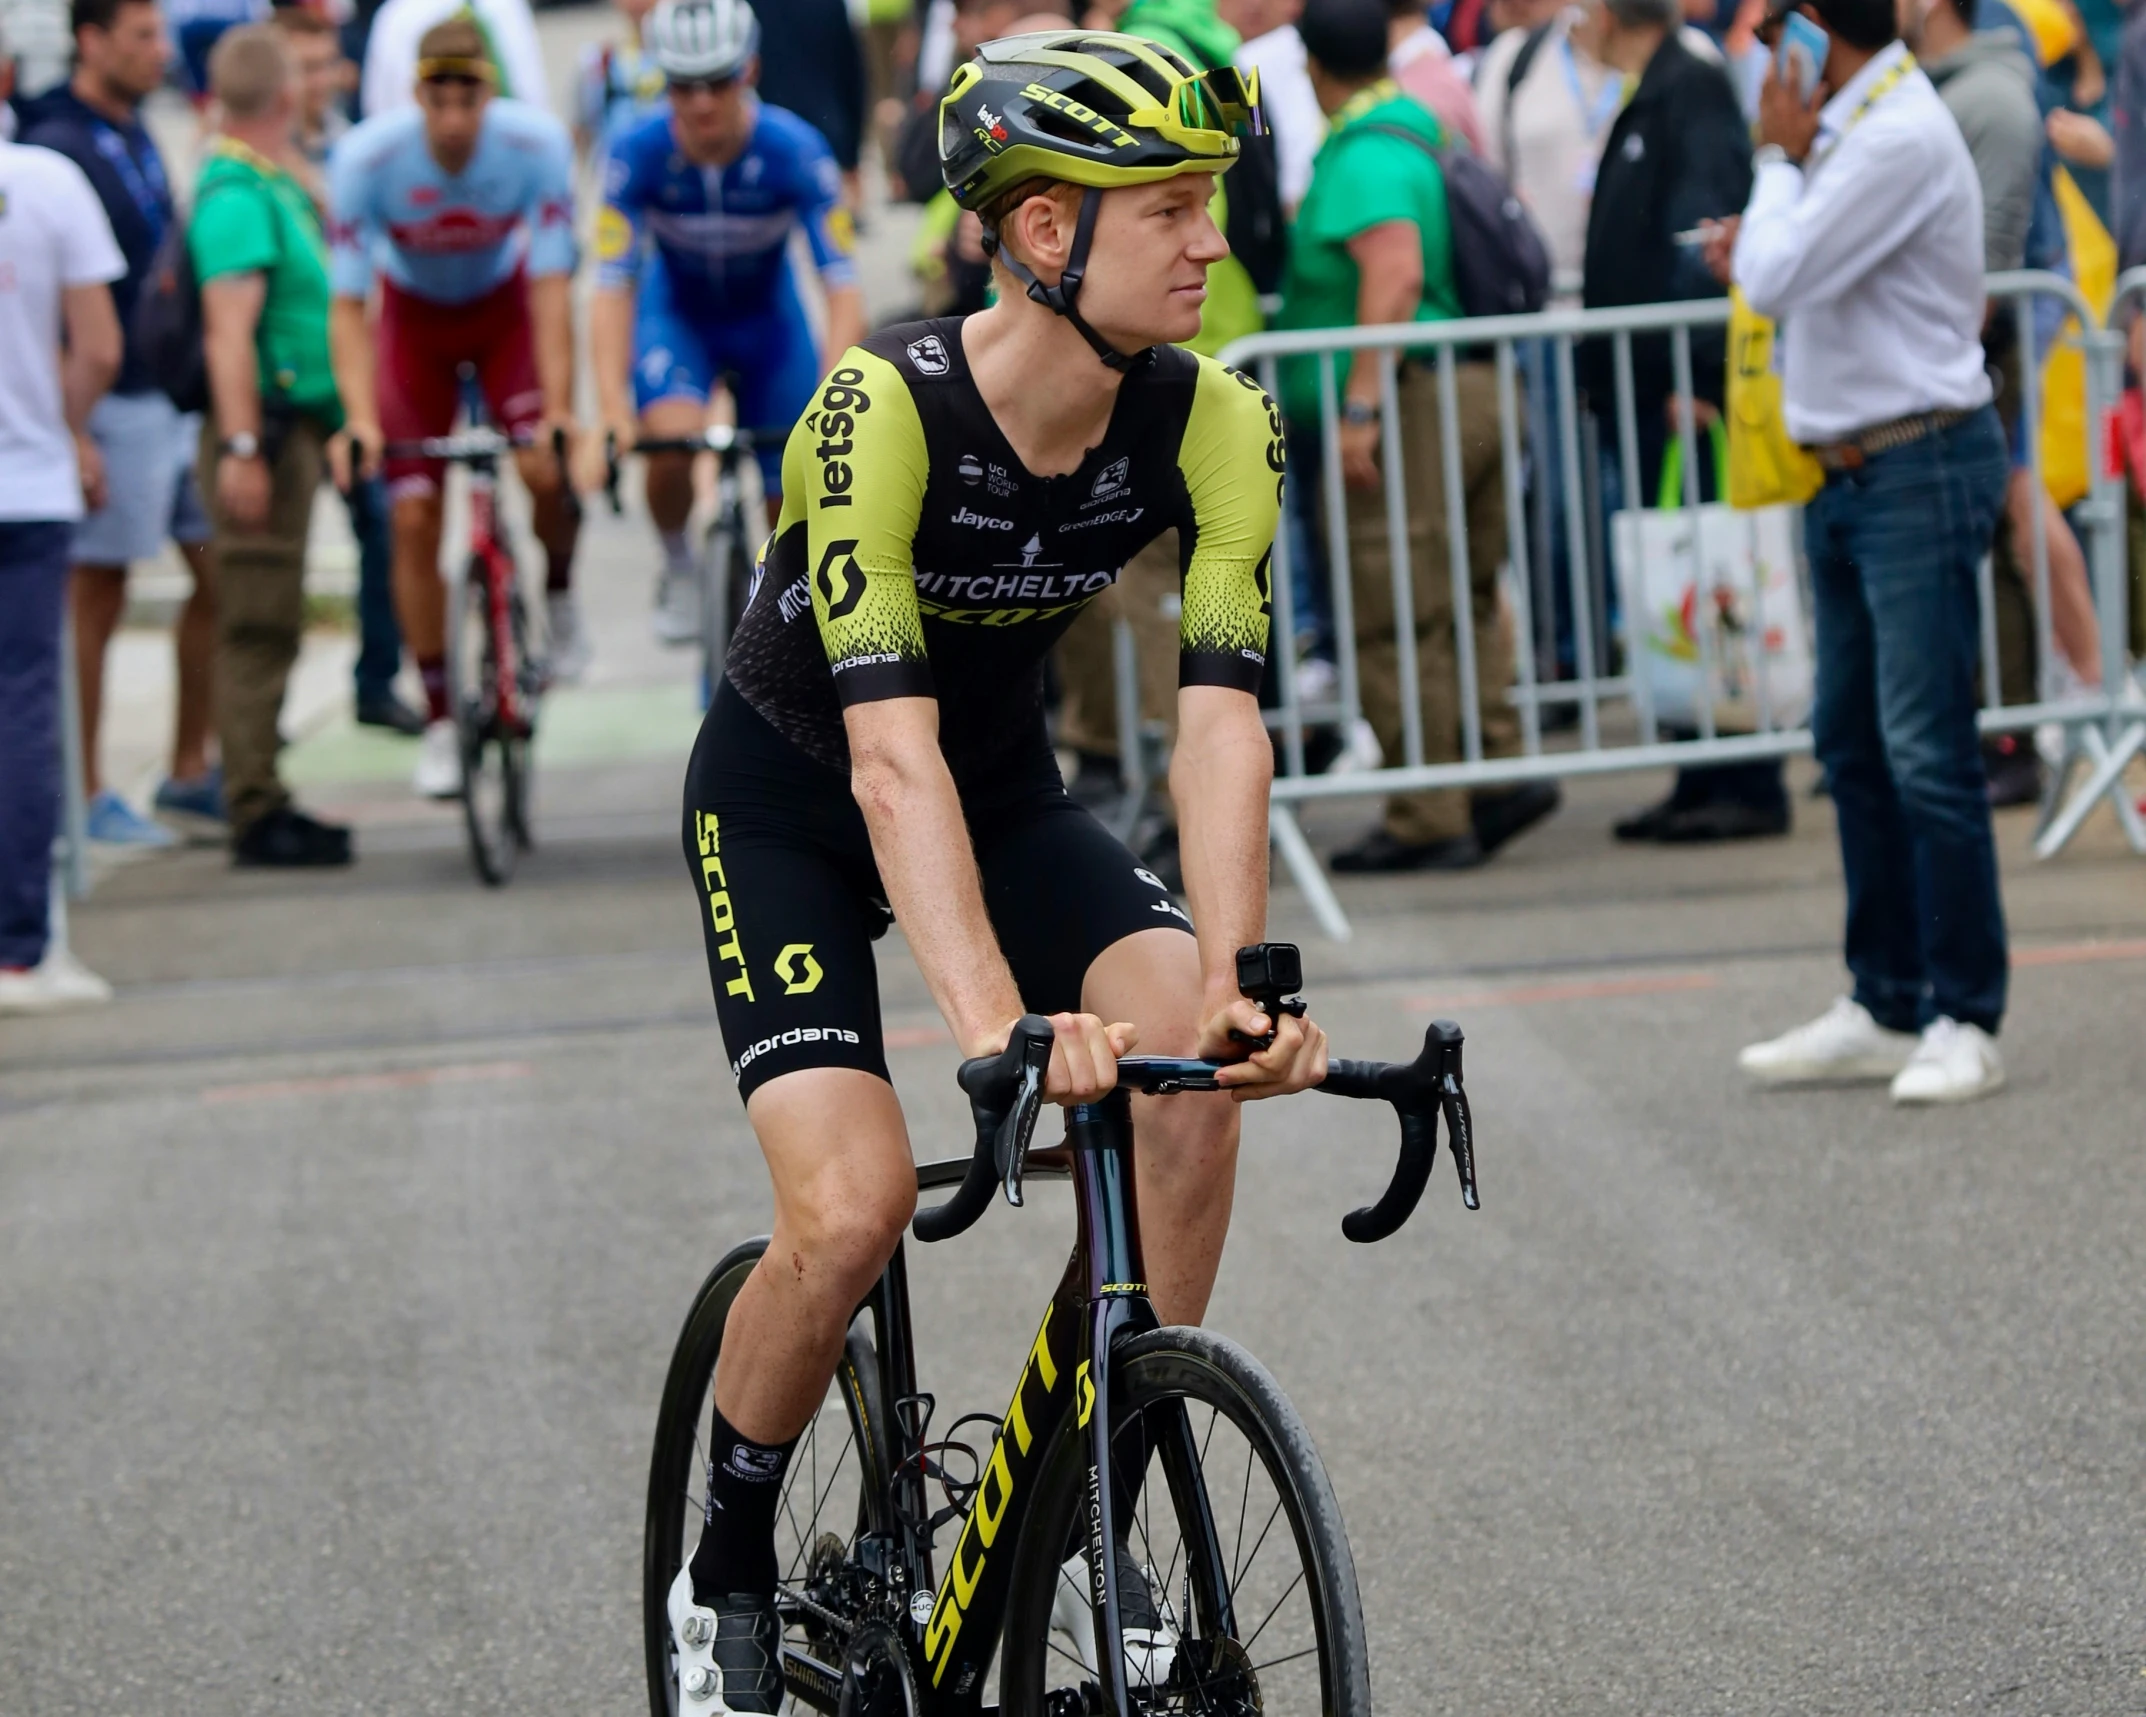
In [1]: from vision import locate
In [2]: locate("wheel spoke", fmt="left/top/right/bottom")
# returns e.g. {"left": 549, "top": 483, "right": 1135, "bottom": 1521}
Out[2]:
{"left": 1239, "top": 1562, "right": 1305, "bottom": 1656}
{"left": 1246, "top": 1643, "right": 1319, "bottom": 1676}
{"left": 1232, "top": 1494, "right": 1285, "bottom": 1598}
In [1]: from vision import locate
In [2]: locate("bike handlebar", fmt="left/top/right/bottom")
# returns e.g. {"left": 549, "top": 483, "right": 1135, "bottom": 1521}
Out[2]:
{"left": 599, "top": 426, "right": 786, "bottom": 516}
{"left": 911, "top": 945, "right": 1479, "bottom": 1247}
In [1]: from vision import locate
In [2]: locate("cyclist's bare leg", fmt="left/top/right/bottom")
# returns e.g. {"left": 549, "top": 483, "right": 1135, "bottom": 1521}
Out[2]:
{"left": 389, "top": 488, "right": 448, "bottom": 659}
{"left": 639, "top": 397, "right": 706, "bottom": 539}
{"left": 389, "top": 488, "right": 450, "bottom": 722}
{"left": 1084, "top": 926, "right": 1240, "bottom": 1328}
{"left": 512, "top": 445, "right": 581, "bottom": 590}
{"left": 713, "top": 1066, "right": 919, "bottom": 1441}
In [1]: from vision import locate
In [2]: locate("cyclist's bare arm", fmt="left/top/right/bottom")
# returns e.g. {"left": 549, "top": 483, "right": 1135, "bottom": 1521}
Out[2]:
{"left": 590, "top": 284, "right": 637, "bottom": 443}
{"left": 821, "top": 282, "right": 866, "bottom": 375}
{"left": 1170, "top": 684, "right": 1326, "bottom": 1096}
{"left": 528, "top": 272, "right": 576, "bottom": 428}
{"left": 327, "top": 296, "right": 377, "bottom": 486}
{"left": 842, "top": 694, "right": 1133, "bottom": 1101}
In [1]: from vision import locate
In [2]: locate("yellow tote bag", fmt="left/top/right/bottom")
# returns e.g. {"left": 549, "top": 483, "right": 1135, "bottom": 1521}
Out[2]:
{"left": 2037, "top": 166, "right": 2114, "bottom": 509}
{"left": 1726, "top": 287, "right": 1824, "bottom": 511}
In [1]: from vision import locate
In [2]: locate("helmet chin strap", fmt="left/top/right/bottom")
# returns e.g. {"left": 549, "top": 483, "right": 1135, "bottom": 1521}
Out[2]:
{"left": 982, "top": 188, "right": 1154, "bottom": 374}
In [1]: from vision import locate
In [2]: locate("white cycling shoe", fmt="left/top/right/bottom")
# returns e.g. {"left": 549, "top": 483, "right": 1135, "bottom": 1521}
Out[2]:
{"left": 1052, "top": 1546, "right": 1178, "bottom": 1689}
{"left": 653, "top": 568, "right": 701, "bottom": 647}
{"left": 668, "top": 1564, "right": 784, "bottom": 1714}
{"left": 413, "top": 720, "right": 462, "bottom": 800}
{"left": 546, "top": 590, "right": 591, "bottom": 684}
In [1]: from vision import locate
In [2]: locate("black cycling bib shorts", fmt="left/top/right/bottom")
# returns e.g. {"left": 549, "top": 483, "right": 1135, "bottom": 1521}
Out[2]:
{"left": 682, "top": 316, "right": 1284, "bottom": 1103}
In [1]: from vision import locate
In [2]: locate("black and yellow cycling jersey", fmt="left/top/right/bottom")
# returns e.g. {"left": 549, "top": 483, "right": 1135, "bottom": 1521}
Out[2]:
{"left": 725, "top": 316, "right": 1284, "bottom": 801}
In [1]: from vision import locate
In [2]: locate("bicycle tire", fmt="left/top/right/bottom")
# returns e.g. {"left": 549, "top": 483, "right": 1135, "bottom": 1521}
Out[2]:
{"left": 452, "top": 558, "right": 528, "bottom": 887}
{"left": 697, "top": 519, "right": 756, "bottom": 701}
{"left": 999, "top": 1326, "right": 1371, "bottom": 1717}
{"left": 643, "top": 1240, "right": 895, "bottom": 1717}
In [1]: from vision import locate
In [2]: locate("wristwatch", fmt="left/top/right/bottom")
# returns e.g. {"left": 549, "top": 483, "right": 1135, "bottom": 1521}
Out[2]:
{"left": 220, "top": 431, "right": 262, "bottom": 460}
{"left": 1754, "top": 143, "right": 1800, "bottom": 171}
{"left": 1341, "top": 399, "right": 1379, "bottom": 427}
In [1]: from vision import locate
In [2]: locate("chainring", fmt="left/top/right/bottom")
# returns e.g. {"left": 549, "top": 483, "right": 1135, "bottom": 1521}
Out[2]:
{"left": 833, "top": 1620, "right": 919, "bottom": 1717}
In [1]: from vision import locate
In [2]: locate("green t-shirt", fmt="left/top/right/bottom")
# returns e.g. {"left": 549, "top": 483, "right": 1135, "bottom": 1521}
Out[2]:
{"left": 1274, "top": 82, "right": 1461, "bottom": 425}
{"left": 188, "top": 139, "right": 342, "bottom": 428}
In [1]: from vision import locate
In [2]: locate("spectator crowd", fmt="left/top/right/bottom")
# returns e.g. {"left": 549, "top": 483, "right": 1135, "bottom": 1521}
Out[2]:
{"left": 0, "top": 0, "right": 2139, "bottom": 1103}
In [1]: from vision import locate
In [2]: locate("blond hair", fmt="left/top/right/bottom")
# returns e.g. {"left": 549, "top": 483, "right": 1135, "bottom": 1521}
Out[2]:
{"left": 209, "top": 23, "right": 292, "bottom": 119}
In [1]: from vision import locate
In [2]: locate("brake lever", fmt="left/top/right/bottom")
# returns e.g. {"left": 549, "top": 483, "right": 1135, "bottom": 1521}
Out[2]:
{"left": 1438, "top": 1038, "right": 1479, "bottom": 1210}
{"left": 997, "top": 1026, "right": 1054, "bottom": 1209}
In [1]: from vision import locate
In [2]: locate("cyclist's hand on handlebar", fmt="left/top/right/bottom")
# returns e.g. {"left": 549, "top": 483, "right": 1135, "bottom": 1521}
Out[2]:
{"left": 976, "top": 1012, "right": 1139, "bottom": 1104}
{"left": 329, "top": 421, "right": 378, "bottom": 493}
{"left": 569, "top": 421, "right": 613, "bottom": 497}
{"left": 1198, "top": 997, "right": 1329, "bottom": 1101}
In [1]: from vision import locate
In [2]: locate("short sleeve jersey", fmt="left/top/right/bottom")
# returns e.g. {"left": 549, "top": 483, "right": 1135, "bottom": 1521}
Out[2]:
{"left": 189, "top": 141, "right": 342, "bottom": 426}
{"left": 326, "top": 100, "right": 576, "bottom": 306}
{"left": 594, "top": 103, "right": 857, "bottom": 312}
{"left": 1274, "top": 81, "right": 1461, "bottom": 424}
{"left": 726, "top": 318, "right": 1283, "bottom": 801}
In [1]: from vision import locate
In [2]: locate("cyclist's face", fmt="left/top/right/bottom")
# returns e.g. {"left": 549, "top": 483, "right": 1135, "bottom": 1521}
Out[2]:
{"left": 668, "top": 66, "right": 754, "bottom": 161}
{"left": 1081, "top": 176, "right": 1229, "bottom": 347}
{"left": 418, "top": 76, "right": 491, "bottom": 168}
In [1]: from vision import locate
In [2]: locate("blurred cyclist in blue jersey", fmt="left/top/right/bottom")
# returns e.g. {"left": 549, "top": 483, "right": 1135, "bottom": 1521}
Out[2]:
{"left": 586, "top": 0, "right": 866, "bottom": 645}
{"left": 326, "top": 17, "right": 583, "bottom": 800}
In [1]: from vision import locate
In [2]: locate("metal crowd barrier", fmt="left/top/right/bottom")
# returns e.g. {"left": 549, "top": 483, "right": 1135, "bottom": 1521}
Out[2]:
{"left": 1208, "top": 271, "right": 2143, "bottom": 941}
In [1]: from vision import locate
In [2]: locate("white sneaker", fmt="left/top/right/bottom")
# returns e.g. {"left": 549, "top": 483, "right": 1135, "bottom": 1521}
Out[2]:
{"left": 1737, "top": 997, "right": 1919, "bottom": 1085}
{"left": 546, "top": 591, "right": 591, "bottom": 684}
{"left": 413, "top": 720, "right": 462, "bottom": 799}
{"left": 1054, "top": 1549, "right": 1177, "bottom": 1688}
{"left": 667, "top": 1564, "right": 782, "bottom": 1713}
{"left": 653, "top": 567, "right": 701, "bottom": 646}
{"left": 0, "top": 949, "right": 114, "bottom": 1014}
{"left": 1889, "top": 1017, "right": 2005, "bottom": 1105}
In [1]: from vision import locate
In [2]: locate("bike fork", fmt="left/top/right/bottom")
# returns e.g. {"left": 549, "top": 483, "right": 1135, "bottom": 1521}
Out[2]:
{"left": 1070, "top": 1095, "right": 1157, "bottom": 1717}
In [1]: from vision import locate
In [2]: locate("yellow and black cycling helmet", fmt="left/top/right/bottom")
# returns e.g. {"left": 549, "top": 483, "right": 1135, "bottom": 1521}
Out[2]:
{"left": 938, "top": 30, "right": 1265, "bottom": 369}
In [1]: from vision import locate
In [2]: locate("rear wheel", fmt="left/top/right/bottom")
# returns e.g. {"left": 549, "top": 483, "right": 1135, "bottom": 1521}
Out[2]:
{"left": 644, "top": 1241, "right": 896, "bottom": 1717}
{"left": 1000, "top": 1327, "right": 1370, "bottom": 1716}
{"left": 451, "top": 555, "right": 532, "bottom": 887}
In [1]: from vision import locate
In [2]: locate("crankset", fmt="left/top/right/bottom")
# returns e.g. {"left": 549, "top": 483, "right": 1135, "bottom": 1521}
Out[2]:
{"left": 835, "top": 1620, "right": 919, "bottom": 1717}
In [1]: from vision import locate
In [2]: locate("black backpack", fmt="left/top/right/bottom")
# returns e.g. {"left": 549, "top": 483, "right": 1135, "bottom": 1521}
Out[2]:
{"left": 1361, "top": 122, "right": 1550, "bottom": 319}
{"left": 1222, "top": 129, "right": 1288, "bottom": 297}
{"left": 132, "top": 211, "right": 210, "bottom": 414}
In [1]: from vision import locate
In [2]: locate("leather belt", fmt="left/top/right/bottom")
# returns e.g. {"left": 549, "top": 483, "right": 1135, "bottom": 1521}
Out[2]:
{"left": 1806, "top": 408, "right": 1976, "bottom": 472}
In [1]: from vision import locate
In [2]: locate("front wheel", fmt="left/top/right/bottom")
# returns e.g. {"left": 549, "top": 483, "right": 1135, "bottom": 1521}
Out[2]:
{"left": 643, "top": 1241, "right": 895, "bottom": 1717}
{"left": 451, "top": 555, "right": 532, "bottom": 887}
{"left": 1000, "top": 1327, "right": 1370, "bottom": 1716}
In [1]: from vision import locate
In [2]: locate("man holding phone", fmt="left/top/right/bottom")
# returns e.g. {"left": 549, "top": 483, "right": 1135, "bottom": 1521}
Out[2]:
{"left": 1702, "top": 0, "right": 2013, "bottom": 1105}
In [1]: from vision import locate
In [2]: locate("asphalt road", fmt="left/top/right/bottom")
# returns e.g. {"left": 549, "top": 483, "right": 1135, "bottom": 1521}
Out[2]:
{"left": 10, "top": 10, "right": 2146, "bottom": 1713}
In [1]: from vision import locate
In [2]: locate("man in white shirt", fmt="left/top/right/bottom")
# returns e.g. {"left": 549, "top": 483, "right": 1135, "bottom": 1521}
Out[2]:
{"left": 360, "top": 0, "right": 550, "bottom": 115}
{"left": 1720, "top": 0, "right": 2012, "bottom": 1104}
{"left": 0, "top": 41, "right": 125, "bottom": 1014}
{"left": 1221, "top": 0, "right": 1324, "bottom": 208}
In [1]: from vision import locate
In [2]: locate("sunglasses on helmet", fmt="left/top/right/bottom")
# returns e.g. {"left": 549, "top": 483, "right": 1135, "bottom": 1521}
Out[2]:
{"left": 668, "top": 71, "right": 742, "bottom": 95}
{"left": 1170, "top": 65, "right": 1266, "bottom": 140}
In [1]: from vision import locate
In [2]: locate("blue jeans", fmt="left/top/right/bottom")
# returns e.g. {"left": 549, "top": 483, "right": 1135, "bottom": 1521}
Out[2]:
{"left": 0, "top": 520, "right": 73, "bottom": 969}
{"left": 345, "top": 475, "right": 402, "bottom": 703}
{"left": 1805, "top": 408, "right": 2009, "bottom": 1034}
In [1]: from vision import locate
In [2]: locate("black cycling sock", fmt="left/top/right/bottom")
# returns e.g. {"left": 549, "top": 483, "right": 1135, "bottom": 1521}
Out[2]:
{"left": 689, "top": 1404, "right": 798, "bottom": 1603}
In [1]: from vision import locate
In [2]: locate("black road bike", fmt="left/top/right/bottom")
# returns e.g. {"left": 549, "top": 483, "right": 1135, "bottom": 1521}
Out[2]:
{"left": 608, "top": 423, "right": 777, "bottom": 705}
{"left": 644, "top": 944, "right": 1478, "bottom": 1715}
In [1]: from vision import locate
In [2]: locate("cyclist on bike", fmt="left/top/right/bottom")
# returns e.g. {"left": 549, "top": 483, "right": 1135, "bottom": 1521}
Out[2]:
{"left": 586, "top": 0, "right": 866, "bottom": 647}
{"left": 669, "top": 32, "right": 1325, "bottom": 1711}
{"left": 326, "top": 18, "right": 584, "bottom": 799}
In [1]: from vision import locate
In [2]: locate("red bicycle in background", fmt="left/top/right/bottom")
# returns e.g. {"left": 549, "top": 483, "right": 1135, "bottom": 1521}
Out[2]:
{"left": 378, "top": 425, "right": 565, "bottom": 887}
